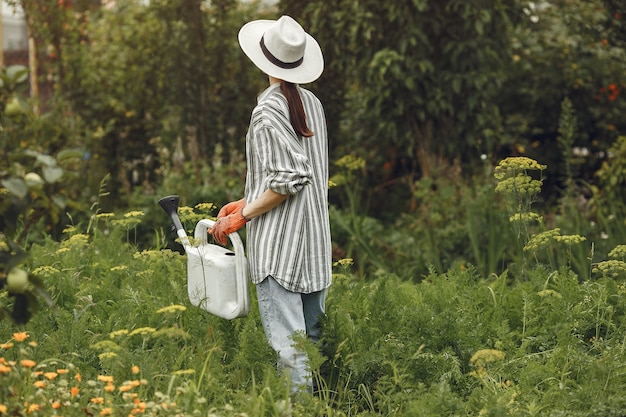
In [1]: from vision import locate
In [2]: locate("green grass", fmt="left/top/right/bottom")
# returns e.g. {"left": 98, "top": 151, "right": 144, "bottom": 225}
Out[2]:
{"left": 3, "top": 175, "right": 626, "bottom": 415}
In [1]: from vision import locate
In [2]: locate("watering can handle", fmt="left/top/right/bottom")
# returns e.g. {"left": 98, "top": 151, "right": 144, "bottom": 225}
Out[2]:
{"left": 194, "top": 219, "right": 245, "bottom": 253}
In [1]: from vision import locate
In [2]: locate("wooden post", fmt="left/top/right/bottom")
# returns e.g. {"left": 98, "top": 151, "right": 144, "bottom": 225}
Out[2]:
{"left": 28, "top": 33, "right": 38, "bottom": 114}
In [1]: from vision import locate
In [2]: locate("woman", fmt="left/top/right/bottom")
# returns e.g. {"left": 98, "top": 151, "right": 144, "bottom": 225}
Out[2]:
{"left": 210, "top": 15, "right": 332, "bottom": 394}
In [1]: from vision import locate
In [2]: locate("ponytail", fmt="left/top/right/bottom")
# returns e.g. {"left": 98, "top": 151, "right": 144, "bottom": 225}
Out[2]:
{"left": 280, "top": 81, "right": 314, "bottom": 138}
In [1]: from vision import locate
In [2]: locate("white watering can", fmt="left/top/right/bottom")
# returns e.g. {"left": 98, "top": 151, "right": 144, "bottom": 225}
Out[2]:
{"left": 158, "top": 195, "right": 249, "bottom": 320}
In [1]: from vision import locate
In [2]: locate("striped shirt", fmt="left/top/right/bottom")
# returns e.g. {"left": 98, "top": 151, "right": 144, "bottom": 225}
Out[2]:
{"left": 244, "top": 83, "right": 332, "bottom": 294}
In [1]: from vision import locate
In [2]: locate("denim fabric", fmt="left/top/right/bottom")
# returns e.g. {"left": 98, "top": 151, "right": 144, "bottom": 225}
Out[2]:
{"left": 256, "top": 275, "right": 327, "bottom": 393}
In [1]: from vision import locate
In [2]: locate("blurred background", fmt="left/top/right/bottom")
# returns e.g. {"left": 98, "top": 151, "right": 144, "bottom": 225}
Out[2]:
{"left": 1, "top": 0, "right": 625, "bottom": 279}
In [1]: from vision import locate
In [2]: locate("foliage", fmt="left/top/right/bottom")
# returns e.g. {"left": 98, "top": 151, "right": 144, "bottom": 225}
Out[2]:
{"left": 2, "top": 200, "right": 626, "bottom": 415}
{"left": 283, "top": 0, "right": 515, "bottom": 176}
{"left": 502, "top": 0, "right": 626, "bottom": 194}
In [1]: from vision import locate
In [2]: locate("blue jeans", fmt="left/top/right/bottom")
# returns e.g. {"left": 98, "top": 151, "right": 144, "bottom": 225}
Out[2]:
{"left": 256, "top": 276, "right": 328, "bottom": 393}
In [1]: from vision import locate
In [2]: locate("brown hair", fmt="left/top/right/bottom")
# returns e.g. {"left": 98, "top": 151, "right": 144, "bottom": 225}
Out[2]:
{"left": 280, "top": 81, "right": 314, "bottom": 137}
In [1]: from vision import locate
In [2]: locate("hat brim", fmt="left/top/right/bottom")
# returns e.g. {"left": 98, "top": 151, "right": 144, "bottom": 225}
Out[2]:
{"left": 238, "top": 19, "right": 324, "bottom": 84}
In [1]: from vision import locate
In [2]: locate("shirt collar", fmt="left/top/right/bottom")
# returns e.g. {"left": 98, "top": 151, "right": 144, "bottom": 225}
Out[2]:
{"left": 257, "top": 82, "right": 281, "bottom": 103}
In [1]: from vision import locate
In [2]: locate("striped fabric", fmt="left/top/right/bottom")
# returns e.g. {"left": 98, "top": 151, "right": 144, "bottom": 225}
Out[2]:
{"left": 244, "top": 83, "right": 332, "bottom": 293}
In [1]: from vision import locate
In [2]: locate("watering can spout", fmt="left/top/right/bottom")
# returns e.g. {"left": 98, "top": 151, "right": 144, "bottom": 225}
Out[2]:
{"left": 158, "top": 195, "right": 190, "bottom": 246}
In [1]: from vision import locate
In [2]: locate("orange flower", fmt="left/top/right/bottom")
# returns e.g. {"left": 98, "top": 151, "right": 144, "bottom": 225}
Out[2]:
{"left": 118, "top": 384, "right": 132, "bottom": 392}
{"left": 27, "top": 404, "right": 40, "bottom": 413}
{"left": 57, "top": 369, "right": 69, "bottom": 375}
{"left": 97, "top": 375, "right": 114, "bottom": 383}
{"left": 70, "top": 387, "right": 79, "bottom": 398}
{"left": 33, "top": 381, "right": 46, "bottom": 388}
{"left": 0, "top": 365, "right": 12, "bottom": 374}
{"left": 20, "top": 360, "right": 36, "bottom": 368}
{"left": 12, "top": 332, "right": 29, "bottom": 342}
{"left": 0, "top": 404, "right": 7, "bottom": 413}
{"left": 0, "top": 343, "right": 13, "bottom": 350}
{"left": 104, "top": 383, "right": 115, "bottom": 392}
{"left": 44, "top": 372, "right": 58, "bottom": 380}
{"left": 51, "top": 401, "right": 61, "bottom": 410}
{"left": 100, "top": 408, "right": 113, "bottom": 416}
{"left": 75, "top": 373, "right": 82, "bottom": 382}
{"left": 131, "top": 365, "right": 140, "bottom": 374}
{"left": 90, "top": 397, "right": 104, "bottom": 405}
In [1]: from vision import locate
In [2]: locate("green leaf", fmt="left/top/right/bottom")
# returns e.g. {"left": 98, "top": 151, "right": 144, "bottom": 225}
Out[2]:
{"left": 1, "top": 177, "right": 28, "bottom": 198}
{"left": 43, "top": 166, "right": 64, "bottom": 183}
{"left": 36, "top": 154, "right": 58, "bottom": 167}
{"left": 57, "top": 149, "right": 84, "bottom": 162}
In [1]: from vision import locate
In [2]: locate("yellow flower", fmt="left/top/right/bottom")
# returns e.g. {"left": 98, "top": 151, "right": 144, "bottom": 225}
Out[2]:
{"left": 96, "top": 212, "right": 115, "bottom": 219}
{"left": 13, "top": 332, "right": 29, "bottom": 342}
{"left": 156, "top": 305, "right": 186, "bottom": 314}
{"left": 0, "top": 404, "right": 6, "bottom": 414}
{"left": 98, "top": 352, "right": 118, "bottom": 360}
{"left": 333, "top": 258, "right": 354, "bottom": 267}
{"left": 110, "top": 265, "right": 128, "bottom": 271}
{"left": 194, "top": 202, "right": 216, "bottom": 212}
{"left": 128, "top": 327, "right": 156, "bottom": 336}
{"left": 470, "top": 349, "right": 506, "bottom": 367}
{"left": 124, "top": 210, "right": 145, "bottom": 218}
{"left": 109, "top": 329, "right": 129, "bottom": 339}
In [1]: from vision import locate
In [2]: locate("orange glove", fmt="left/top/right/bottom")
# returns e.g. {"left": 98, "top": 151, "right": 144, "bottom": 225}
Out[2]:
{"left": 218, "top": 198, "right": 246, "bottom": 218}
{"left": 210, "top": 209, "right": 248, "bottom": 245}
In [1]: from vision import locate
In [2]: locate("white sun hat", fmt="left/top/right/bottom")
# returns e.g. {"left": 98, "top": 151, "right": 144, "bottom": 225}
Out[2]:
{"left": 238, "top": 15, "right": 324, "bottom": 84}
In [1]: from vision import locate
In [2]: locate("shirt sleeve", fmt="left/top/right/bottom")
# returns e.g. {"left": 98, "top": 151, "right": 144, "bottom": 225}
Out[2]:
{"left": 254, "top": 126, "right": 312, "bottom": 195}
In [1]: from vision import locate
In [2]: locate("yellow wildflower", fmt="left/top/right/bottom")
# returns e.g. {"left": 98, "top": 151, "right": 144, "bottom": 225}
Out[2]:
{"left": 470, "top": 349, "right": 506, "bottom": 367}
{"left": 156, "top": 305, "right": 186, "bottom": 314}
{"left": 128, "top": 327, "right": 156, "bottom": 336}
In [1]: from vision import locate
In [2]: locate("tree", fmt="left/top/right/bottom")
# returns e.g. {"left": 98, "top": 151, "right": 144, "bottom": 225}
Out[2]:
{"left": 282, "top": 0, "right": 517, "bottom": 180}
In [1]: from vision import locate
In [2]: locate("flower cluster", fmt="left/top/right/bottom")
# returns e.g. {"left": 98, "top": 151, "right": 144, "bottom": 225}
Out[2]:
{"left": 335, "top": 154, "right": 366, "bottom": 171}
{"left": 509, "top": 212, "right": 543, "bottom": 224}
{"left": 495, "top": 174, "right": 543, "bottom": 196}
{"left": 553, "top": 234, "right": 586, "bottom": 246}
{"left": 608, "top": 245, "right": 626, "bottom": 260}
{"left": 524, "top": 228, "right": 562, "bottom": 252}
{"left": 1, "top": 332, "right": 179, "bottom": 417}
{"left": 112, "top": 210, "right": 145, "bottom": 229}
{"left": 494, "top": 157, "right": 547, "bottom": 180}
{"left": 593, "top": 259, "right": 626, "bottom": 278}
{"left": 470, "top": 348, "right": 506, "bottom": 368}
